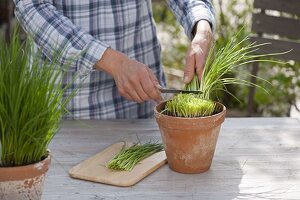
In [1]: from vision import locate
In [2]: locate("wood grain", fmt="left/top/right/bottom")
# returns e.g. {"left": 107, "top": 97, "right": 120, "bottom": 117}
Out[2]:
{"left": 254, "top": 0, "right": 300, "bottom": 16}
{"left": 250, "top": 36, "right": 300, "bottom": 61}
{"left": 252, "top": 13, "right": 300, "bottom": 39}
{"left": 43, "top": 118, "right": 300, "bottom": 200}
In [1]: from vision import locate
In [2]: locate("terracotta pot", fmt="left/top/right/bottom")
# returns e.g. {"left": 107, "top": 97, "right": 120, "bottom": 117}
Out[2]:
{"left": 0, "top": 155, "right": 51, "bottom": 200}
{"left": 154, "top": 101, "right": 226, "bottom": 173}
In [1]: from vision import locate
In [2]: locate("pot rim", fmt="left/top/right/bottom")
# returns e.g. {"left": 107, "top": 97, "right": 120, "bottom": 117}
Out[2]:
{"left": 0, "top": 150, "right": 51, "bottom": 168}
{"left": 154, "top": 100, "right": 226, "bottom": 120}
{"left": 0, "top": 154, "right": 51, "bottom": 181}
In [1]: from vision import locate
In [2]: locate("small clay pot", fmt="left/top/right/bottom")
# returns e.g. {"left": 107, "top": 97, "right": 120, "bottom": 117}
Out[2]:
{"left": 0, "top": 155, "right": 51, "bottom": 200}
{"left": 155, "top": 101, "right": 226, "bottom": 174}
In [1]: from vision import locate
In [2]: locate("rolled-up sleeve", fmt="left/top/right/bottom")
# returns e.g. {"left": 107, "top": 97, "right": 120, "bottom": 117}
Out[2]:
{"left": 168, "top": 0, "right": 216, "bottom": 40}
{"left": 13, "top": 0, "right": 109, "bottom": 77}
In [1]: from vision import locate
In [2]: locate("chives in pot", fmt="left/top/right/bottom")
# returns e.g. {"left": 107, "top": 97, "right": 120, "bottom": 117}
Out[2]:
{"left": 155, "top": 32, "right": 286, "bottom": 173}
{"left": 0, "top": 31, "right": 76, "bottom": 199}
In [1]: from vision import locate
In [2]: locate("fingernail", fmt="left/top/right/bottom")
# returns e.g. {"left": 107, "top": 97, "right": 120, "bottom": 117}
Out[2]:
{"left": 156, "top": 84, "right": 162, "bottom": 89}
{"left": 184, "top": 76, "right": 189, "bottom": 83}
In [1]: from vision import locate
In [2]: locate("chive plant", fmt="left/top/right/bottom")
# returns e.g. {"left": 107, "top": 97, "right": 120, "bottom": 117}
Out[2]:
{"left": 165, "top": 31, "right": 286, "bottom": 117}
{"left": 0, "top": 31, "right": 75, "bottom": 167}
{"left": 165, "top": 94, "right": 215, "bottom": 117}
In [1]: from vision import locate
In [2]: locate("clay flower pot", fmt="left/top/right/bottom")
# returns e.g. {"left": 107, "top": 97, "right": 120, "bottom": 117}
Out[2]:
{"left": 154, "top": 101, "right": 226, "bottom": 174}
{"left": 0, "top": 155, "right": 51, "bottom": 200}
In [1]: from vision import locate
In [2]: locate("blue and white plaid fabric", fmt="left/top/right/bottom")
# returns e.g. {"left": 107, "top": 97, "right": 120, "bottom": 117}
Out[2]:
{"left": 14, "top": 0, "right": 215, "bottom": 119}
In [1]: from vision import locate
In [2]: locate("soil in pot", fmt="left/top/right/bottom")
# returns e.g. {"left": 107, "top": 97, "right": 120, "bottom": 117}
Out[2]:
{"left": 155, "top": 101, "right": 226, "bottom": 174}
{"left": 0, "top": 155, "right": 51, "bottom": 200}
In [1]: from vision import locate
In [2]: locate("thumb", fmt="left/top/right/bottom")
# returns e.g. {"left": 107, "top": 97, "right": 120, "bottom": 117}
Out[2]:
{"left": 146, "top": 68, "right": 162, "bottom": 102}
{"left": 184, "top": 53, "right": 195, "bottom": 84}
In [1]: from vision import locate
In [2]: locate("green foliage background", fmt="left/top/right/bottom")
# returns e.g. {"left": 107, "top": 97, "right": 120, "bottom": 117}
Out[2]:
{"left": 152, "top": 0, "right": 300, "bottom": 116}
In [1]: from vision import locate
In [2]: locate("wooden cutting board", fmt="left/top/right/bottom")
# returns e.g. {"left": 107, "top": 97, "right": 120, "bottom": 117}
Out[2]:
{"left": 69, "top": 142, "right": 167, "bottom": 187}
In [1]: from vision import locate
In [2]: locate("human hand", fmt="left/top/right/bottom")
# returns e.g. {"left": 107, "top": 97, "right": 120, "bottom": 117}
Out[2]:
{"left": 95, "top": 48, "right": 162, "bottom": 103}
{"left": 184, "top": 20, "right": 213, "bottom": 84}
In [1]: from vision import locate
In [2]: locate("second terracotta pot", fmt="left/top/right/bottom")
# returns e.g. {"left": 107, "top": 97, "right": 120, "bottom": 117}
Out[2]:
{"left": 154, "top": 101, "right": 226, "bottom": 174}
{"left": 0, "top": 155, "right": 51, "bottom": 200}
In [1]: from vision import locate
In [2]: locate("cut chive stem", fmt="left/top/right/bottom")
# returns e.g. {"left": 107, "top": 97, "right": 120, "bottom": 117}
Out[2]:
{"left": 107, "top": 142, "right": 164, "bottom": 171}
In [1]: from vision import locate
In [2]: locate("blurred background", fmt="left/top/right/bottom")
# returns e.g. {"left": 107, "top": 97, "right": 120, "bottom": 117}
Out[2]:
{"left": 152, "top": 0, "right": 300, "bottom": 118}
{"left": 1, "top": 0, "right": 299, "bottom": 118}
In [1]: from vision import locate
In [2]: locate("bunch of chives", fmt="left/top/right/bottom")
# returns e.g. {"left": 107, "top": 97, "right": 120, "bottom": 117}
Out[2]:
{"left": 164, "top": 30, "right": 286, "bottom": 118}
{"left": 107, "top": 142, "right": 164, "bottom": 171}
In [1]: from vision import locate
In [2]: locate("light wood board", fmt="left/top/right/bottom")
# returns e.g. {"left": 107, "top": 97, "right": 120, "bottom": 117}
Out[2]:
{"left": 68, "top": 142, "right": 167, "bottom": 187}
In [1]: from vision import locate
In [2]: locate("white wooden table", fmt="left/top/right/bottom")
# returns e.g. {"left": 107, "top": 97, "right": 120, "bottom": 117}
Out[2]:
{"left": 43, "top": 118, "right": 300, "bottom": 200}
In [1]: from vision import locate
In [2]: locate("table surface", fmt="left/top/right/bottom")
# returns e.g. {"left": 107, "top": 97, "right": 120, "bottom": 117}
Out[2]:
{"left": 43, "top": 118, "right": 300, "bottom": 200}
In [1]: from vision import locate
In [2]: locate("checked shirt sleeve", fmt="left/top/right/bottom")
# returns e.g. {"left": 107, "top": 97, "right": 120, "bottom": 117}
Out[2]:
{"left": 14, "top": 0, "right": 109, "bottom": 77}
{"left": 168, "top": 0, "right": 216, "bottom": 40}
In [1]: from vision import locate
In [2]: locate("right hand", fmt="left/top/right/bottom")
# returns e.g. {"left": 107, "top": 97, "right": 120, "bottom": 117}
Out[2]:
{"left": 95, "top": 48, "right": 162, "bottom": 103}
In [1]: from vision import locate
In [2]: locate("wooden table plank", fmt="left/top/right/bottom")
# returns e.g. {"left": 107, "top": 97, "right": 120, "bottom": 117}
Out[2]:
{"left": 43, "top": 118, "right": 300, "bottom": 200}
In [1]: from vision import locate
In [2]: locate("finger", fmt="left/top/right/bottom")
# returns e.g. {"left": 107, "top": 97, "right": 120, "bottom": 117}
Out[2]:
{"left": 195, "top": 41, "right": 210, "bottom": 80}
{"left": 122, "top": 92, "right": 133, "bottom": 101}
{"left": 117, "top": 80, "right": 143, "bottom": 103}
{"left": 145, "top": 68, "right": 162, "bottom": 101}
{"left": 184, "top": 49, "right": 196, "bottom": 83}
{"left": 135, "top": 67, "right": 159, "bottom": 102}
{"left": 127, "top": 89, "right": 143, "bottom": 103}
{"left": 141, "top": 74, "right": 162, "bottom": 102}
{"left": 144, "top": 82, "right": 162, "bottom": 103}
{"left": 117, "top": 86, "right": 135, "bottom": 102}
{"left": 135, "top": 82, "right": 151, "bottom": 102}
{"left": 195, "top": 47, "right": 206, "bottom": 80}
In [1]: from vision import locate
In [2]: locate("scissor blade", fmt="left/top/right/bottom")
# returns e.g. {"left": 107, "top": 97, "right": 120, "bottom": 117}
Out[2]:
{"left": 159, "top": 88, "right": 203, "bottom": 94}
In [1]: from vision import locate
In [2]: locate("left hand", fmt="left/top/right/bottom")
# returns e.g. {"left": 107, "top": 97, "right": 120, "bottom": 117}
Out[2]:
{"left": 183, "top": 20, "right": 213, "bottom": 84}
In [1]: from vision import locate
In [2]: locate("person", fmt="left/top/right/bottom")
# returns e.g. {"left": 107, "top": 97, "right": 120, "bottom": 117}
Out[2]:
{"left": 13, "top": 0, "right": 215, "bottom": 119}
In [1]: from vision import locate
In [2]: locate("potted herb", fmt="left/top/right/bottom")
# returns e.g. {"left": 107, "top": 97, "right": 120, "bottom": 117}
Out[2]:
{"left": 154, "top": 33, "right": 284, "bottom": 173}
{"left": 0, "top": 32, "right": 74, "bottom": 199}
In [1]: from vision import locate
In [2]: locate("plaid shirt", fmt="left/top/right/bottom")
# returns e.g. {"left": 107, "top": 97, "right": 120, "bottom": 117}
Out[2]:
{"left": 14, "top": 0, "right": 215, "bottom": 119}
